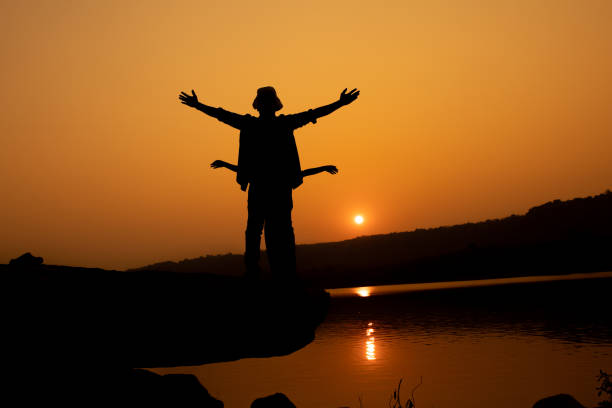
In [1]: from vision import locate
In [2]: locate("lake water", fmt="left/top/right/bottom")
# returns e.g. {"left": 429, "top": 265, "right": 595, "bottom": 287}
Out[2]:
{"left": 153, "top": 272, "right": 612, "bottom": 408}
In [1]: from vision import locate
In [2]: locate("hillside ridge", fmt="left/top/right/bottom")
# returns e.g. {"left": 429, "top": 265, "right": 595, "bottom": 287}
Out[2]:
{"left": 132, "top": 190, "right": 612, "bottom": 287}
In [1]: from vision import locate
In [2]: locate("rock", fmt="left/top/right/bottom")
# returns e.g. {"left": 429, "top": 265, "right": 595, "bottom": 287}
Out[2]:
{"left": 4, "top": 265, "right": 329, "bottom": 368}
{"left": 252, "top": 393, "right": 297, "bottom": 408}
{"left": 122, "top": 369, "right": 224, "bottom": 407}
{"left": 9, "top": 252, "right": 43, "bottom": 267}
{"left": 532, "top": 394, "right": 586, "bottom": 408}
{"left": 3, "top": 263, "right": 328, "bottom": 404}
{"left": 7, "top": 367, "right": 223, "bottom": 407}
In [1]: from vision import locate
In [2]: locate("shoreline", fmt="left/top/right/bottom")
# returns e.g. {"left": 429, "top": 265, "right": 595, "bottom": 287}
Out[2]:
{"left": 328, "top": 270, "right": 612, "bottom": 297}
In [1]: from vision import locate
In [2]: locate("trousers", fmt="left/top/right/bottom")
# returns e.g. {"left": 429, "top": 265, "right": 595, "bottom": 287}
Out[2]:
{"left": 244, "top": 183, "right": 296, "bottom": 280}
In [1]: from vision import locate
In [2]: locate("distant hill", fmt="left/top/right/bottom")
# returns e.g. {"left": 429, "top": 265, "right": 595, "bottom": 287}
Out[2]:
{"left": 131, "top": 191, "right": 612, "bottom": 288}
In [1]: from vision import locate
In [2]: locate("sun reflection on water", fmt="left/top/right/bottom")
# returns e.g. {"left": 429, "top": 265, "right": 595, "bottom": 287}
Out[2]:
{"left": 356, "top": 287, "right": 371, "bottom": 297}
{"left": 365, "top": 322, "right": 376, "bottom": 360}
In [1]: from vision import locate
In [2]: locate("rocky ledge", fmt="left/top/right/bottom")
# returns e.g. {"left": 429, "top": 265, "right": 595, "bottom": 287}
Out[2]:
{"left": 4, "top": 257, "right": 329, "bottom": 368}
{"left": 3, "top": 254, "right": 329, "bottom": 405}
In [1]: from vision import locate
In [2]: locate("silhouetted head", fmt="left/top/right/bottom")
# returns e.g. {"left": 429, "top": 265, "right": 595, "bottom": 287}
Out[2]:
{"left": 253, "top": 86, "right": 283, "bottom": 114}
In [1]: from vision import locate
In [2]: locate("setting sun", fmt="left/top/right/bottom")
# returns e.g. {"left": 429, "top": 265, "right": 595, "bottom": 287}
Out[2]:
{"left": 354, "top": 215, "right": 364, "bottom": 225}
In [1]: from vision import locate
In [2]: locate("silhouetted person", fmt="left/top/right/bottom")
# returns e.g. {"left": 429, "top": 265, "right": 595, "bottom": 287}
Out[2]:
{"left": 179, "top": 86, "right": 359, "bottom": 280}
{"left": 211, "top": 159, "right": 338, "bottom": 277}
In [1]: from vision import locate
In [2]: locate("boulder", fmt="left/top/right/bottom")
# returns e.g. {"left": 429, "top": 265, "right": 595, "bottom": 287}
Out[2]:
{"left": 7, "top": 367, "right": 223, "bottom": 407}
{"left": 532, "top": 394, "right": 586, "bottom": 408}
{"left": 252, "top": 393, "right": 297, "bottom": 408}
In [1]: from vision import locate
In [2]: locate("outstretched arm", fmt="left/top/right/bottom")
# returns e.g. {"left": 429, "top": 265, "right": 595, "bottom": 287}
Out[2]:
{"left": 301, "top": 165, "right": 338, "bottom": 178}
{"left": 313, "top": 88, "right": 359, "bottom": 118}
{"left": 210, "top": 160, "right": 238, "bottom": 173}
{"left": 179, "top": 90, "right": 244, "bottom": 129}
{"left": 292, "top": 88, "right": 360, "bottom": 128}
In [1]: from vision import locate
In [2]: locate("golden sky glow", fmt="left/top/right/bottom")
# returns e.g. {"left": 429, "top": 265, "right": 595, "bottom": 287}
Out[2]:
{"left": 1, "top": 1, "right": 611, "bottom": 269}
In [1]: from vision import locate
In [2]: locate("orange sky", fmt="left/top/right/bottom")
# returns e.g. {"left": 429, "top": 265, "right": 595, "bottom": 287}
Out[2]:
{"left": 1, "top": 1, "right": 611, "bottom": 269}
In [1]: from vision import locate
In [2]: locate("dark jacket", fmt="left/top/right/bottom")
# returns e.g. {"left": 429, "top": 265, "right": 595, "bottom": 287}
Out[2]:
{"left": 212, "top": 108, "right": 316, "bottom": 191}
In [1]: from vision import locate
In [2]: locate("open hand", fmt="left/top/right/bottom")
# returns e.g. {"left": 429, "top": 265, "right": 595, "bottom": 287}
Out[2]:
{"left": 323, "top": 165, "right": 338, "bottom": 175}
{"left": 179, "top": 90, "right": 199, "bottom": 107}
{"left": 339, "top": 88, "right": 359, "bottom": 106}
{"left": 210, "top": 160, "right": 225, "bottom": 169}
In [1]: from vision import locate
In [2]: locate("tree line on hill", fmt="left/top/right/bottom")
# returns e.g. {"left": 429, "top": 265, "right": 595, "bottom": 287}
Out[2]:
{"left": 131, "top": 191, "right": 612, "bottom": 288}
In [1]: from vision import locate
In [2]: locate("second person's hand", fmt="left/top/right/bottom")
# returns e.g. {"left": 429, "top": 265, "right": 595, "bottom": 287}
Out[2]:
{"left": 210, "top": 160, "right": 225, "bottom": 169}
{"left": 323, "top": 165, "right": 338, "bottom": 174}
